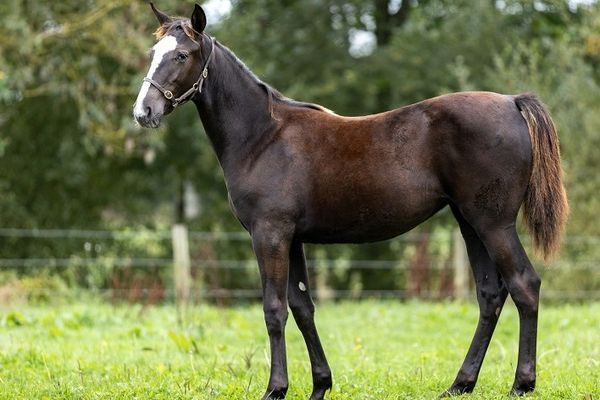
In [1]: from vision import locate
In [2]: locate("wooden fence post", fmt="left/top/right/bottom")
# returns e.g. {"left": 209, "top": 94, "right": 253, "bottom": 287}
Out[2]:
{"left": 316, "top": 265, "right": 334, "bottom": 302}
{"left": 453, "top": 228, "right": 470, "bottom": 300}
{"left": 172, "top": 223, "right": 191, "bottom": 306}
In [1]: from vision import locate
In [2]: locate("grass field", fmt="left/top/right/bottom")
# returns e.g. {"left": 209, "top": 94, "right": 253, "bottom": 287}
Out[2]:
{"left": 0, "top": 300, "right": 598, "bottom": 399}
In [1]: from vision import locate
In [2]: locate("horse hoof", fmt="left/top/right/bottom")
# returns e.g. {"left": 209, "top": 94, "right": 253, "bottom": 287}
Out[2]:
{"left": 439, "top": 383, "right": 474, "bottom": 397}
{"left": 309, "top": 391, "right": 329, "bottom": 400}
{"left": 262, "top": 388, "right": 287, "bottom": 400}
{"left": 510, "top": 377, "right": 535, "bottom": 396}
{"left": 509, "top": 384, "right": 535, "bottom": 396}
{"left": 309, "top": 391, "right": 327, "bottom": 400}
{"left": 309, "top": 374, "right": 332, "bottom": 400}
{"left": 309, "top": 383, "right": 332, "bottom": 400}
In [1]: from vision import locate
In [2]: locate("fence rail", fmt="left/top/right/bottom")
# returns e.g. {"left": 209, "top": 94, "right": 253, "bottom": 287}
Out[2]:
{"left": 1, "top": 227, "right": 599, "bottom": 303}
{"left": 2, "top": 258, "right": 599, "bottom": 270}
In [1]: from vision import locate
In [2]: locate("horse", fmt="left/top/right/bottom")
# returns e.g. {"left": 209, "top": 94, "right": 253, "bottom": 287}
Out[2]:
{"left": 133, "top": 4, "right": 568, "bottom": 399}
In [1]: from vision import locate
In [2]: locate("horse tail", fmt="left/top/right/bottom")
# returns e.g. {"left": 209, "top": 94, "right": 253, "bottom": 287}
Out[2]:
{"left": 515, "top": 93, "right": 568, "bottom": 261}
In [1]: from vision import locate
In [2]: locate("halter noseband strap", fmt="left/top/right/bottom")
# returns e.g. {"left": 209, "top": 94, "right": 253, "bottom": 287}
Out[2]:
{"left": 143, "top": 36, "right": 215, "bottom": 108}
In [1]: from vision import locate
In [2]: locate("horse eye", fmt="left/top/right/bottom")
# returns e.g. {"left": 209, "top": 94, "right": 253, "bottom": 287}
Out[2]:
{"left": 175, "top": 52, "right": 189, "bottom": 63}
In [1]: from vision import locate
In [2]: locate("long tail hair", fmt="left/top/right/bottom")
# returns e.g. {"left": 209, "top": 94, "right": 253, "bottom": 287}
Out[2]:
{"left": 515, "top": 93, "right": 569, "bottom": 261}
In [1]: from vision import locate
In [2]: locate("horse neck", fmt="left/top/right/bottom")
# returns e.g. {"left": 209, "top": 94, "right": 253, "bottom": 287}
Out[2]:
{"left": 193, "top": 42, "right": 276, "bottom": 169}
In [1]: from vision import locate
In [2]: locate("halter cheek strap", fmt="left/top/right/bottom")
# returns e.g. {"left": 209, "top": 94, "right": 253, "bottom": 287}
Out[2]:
{"left": 144, "top": 36, "right": 215, "bottom": 108}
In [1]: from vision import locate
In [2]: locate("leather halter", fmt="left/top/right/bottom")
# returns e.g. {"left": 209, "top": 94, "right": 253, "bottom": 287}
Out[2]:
{"left": 143, "top": 36, "right": 215, "bottom": 108}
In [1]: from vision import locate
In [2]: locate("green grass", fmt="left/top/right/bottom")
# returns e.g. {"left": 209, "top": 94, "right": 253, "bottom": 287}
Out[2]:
{"left": 0, "top": 300, "right": 598, "bottom": 399}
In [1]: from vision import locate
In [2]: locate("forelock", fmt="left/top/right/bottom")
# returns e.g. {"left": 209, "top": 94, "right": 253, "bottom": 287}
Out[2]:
{"left": 154, "top": 19, "right": 200, "bottom": 43}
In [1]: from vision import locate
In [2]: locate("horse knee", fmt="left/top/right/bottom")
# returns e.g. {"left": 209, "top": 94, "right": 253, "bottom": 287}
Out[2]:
{"left": 264, "top": 301, "right": 288, "bottom": 336}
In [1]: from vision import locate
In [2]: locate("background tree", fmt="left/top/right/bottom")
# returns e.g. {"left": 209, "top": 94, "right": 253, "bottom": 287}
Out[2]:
{"left": 0, "top": 0, "right": 598, "bottom": 296}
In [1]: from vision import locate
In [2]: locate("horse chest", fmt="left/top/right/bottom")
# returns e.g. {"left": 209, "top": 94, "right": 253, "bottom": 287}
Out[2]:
{"left": 226, "top": 193, "right": 248, "bottom": 229}
{"left": 226, "top": 182, "right": 296, "bottom": 231}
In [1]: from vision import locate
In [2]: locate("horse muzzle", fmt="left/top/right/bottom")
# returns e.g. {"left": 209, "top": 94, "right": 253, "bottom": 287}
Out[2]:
{"left": 132, "top": 101, "right": 163, "bottom": 128}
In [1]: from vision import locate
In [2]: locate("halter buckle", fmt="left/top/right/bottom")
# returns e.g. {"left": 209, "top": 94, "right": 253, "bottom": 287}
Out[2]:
{"left": 164, "top": 90, "right": 173, "bottom": 100}
{"left": 202, "top": 68, "right": 208, "bottom": 79}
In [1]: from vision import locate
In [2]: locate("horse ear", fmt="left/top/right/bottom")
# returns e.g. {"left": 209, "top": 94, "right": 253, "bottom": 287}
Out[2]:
{"left": 191, "top": 4, "right": 207, "bottom": 34}
{"left": 150, "top": 2, "right": 172, "bottom": 26}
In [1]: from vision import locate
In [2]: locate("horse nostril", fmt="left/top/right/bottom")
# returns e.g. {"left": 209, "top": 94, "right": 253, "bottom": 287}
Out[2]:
{"left": 146, "top": 106, "right": 152, "bottom": 118}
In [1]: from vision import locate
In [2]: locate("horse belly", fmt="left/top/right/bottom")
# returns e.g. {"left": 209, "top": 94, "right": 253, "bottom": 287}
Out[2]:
{"left": 298, "top": 171, "right": 446, "bottom": 244}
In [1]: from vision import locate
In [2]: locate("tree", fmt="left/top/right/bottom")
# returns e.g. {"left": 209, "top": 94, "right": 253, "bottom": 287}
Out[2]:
{"left": 1, "top": 0, "right": 599, "bottom": 295}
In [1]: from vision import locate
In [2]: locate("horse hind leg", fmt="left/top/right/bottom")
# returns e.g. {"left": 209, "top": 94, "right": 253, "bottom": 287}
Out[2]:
{"left": 442, "top": 206, "right": 509, "bottom": 396}
{"left": 454, "top": 203, "right": 540, "bottom": 395}
{"left": 477, "top": 225, "right": 540, "bottom": 395}
{"left": 287, "top": 241, "right": 332, "bottom": 400}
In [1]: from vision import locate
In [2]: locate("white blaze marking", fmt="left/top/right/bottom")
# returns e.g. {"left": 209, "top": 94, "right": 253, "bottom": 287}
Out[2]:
{"left": 133, "top": 35, "right": 178, "bottom": 118}
{"left": 298, "top": 281, "right": 306, "bottom": 292}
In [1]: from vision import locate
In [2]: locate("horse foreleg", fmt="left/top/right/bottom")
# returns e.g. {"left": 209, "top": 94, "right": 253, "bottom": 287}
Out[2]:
{"left": 252, "top": 223, "right": 293, "bottom": 400}
{"left": 287, "top": 241, "right": 332, "bottom": 400}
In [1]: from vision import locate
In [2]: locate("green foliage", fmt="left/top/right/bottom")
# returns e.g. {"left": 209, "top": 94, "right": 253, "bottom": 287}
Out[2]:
{"left": 167, "top": 330, "right": 202, "bottom": 354}
{"left": 486, "top": 28, "right": 600, "bottom": 240}
{"left": 0, "top": 301, "right": 598, "bottom": 398}
{"left": 0, "top": 272, "right": 70, "bottom": 304}
{"left": 0, "top": 1, "right": 599, "bottom": 294}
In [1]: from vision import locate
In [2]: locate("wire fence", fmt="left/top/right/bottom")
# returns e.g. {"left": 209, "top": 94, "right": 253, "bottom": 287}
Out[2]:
{"left": 1, "top": 227, "right": 599, "bottom": 303}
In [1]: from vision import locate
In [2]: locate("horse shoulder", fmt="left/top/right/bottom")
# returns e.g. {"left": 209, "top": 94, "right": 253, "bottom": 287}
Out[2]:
{"left": 225, "top": 122, "right": 306, "bottom": 229}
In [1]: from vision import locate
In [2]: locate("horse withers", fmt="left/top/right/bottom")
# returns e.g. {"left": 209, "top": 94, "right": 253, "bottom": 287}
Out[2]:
{"left": 133, "top": 4, "right": 568, "bottom": 399}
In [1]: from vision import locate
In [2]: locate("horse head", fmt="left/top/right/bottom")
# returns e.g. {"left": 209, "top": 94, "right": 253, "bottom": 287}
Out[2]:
{"left": 133, "top": 3, "right": 210, "bottom": 128}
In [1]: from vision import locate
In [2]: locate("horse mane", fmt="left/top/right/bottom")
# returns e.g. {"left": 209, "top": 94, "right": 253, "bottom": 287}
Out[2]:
{"left": 214, "top": 41, "right": 334, "bottom": 114}
{"left": 153, "top": 20, "right": 333, "bottom": 114}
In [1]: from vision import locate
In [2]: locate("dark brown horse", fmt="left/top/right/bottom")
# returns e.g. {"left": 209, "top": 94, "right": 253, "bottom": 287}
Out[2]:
{"left": 133, "top": 4, "right": 568, "bottom": 399}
